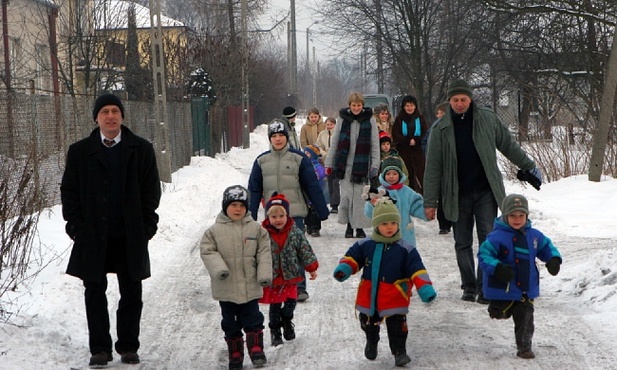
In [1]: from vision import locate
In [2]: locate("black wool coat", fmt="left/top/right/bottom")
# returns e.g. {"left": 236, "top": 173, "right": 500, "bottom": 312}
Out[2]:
{"left": 61, "top": 125, "right": 161, "bottom": 283}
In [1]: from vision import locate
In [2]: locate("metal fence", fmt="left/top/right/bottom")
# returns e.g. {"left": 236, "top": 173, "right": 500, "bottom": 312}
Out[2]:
{"left": 0, "top": 93, "right": 193, "bottom": 207}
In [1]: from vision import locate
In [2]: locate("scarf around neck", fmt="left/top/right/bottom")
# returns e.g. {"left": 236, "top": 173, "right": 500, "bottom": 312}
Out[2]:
{"left": 334, "top": 107, "right": 373, "bottom": 183}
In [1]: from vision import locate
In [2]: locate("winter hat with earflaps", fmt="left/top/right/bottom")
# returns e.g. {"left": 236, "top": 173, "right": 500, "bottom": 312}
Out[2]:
{"left": 304, "top": 145, "right": 321, "bottom": 158}
{"left": 501, "top": 193, "right": 529, "bottom": 217}
{"left": 222, "top": 185, "right": 249, "bottom": 216}
{"left": 371, "top": 198, "right": 402, "bottom": 243}
{"left": 379, "top": 155, "right": 406, "bottom": 182}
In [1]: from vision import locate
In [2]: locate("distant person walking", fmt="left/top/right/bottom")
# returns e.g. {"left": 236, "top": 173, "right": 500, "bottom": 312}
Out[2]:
{"left": 61, "top": 94, "right": 161, "bottom": 367}
{"left": 392, "top": 95, "right": 429, "bottom": 194}
{"left": 315, "top": 116, "right": 340, "bottom": 213}
{"left": 300, "top": 107, "right": 325, "bottom": 148}
{"left": 281, "top": 106, "right": 301, "bottom": 148}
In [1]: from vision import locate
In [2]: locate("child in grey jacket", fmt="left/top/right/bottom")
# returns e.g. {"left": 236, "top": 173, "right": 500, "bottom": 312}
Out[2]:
{"left": 200, "top": 185, "right": 272, "bottom": 369}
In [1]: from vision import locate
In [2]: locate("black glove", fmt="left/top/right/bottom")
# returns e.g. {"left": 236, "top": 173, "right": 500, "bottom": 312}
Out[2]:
{"left": 493, "top": 263, "right": 514, "bottom": 282}
{"left": 546, "top": 257, "right": 561, "bottom": 276}
{"left": 517, "top": 168, "right": 542, "bottom": 190}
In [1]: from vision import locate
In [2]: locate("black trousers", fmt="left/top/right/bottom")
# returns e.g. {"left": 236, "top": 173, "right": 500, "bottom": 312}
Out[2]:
{"left": 488, "top": 297, "right": 535, "bottom": 352}
{"left": 360, "top": 312, "right": 408, "bottom": 355}
{"left": 83, "top": 237, "right": 142, "bottom": 355}
{"left": 220, "top": 299, "right": 265, "bottom": 339}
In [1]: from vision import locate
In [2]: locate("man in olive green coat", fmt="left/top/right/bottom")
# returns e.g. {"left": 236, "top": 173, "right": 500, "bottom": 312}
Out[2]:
{"left": 423, "top": 79, "right": 542, "bottom": 304}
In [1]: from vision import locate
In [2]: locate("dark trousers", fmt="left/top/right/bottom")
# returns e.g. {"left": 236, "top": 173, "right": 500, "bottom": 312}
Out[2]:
{"left": 360, "top": 313, "right": 408, "bottom": 355}
{"left": 452, "top": 188, "right": 497, "bottom": 295}
{"left": 305, "top": 206, "right": 321, "bottom": 233}
{"left": 437, "top": 194, "right": 452, "bottom": 231}
{"left": 488, "top": 298, "right": 535, "bottom": 352}
{"left": 268, "top": 298, "right": 297, "bottom": 326}
{"left": 327, "top": 174, "right": 340, "bottom": 207}
{"left": 220, "top": 299, "right": 265, "bottom": 339}
{"left": 84, "top": 236, "right": 143, "bottom": 355}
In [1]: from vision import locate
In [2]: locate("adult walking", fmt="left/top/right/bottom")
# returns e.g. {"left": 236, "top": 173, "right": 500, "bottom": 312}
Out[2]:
{"left": 423, "top": 80, "right": 542, "bottom": 304}
{"left": 248, "top": 120, "right": 329, "bottom": 302}
{"left": 324, "top": 92, "right": 381, "bottom": 238}
{"left": 61, "top": 94, "right": 161, "bottom": 367}
{"left": 281, "top": 106, "right": 301, "bottom": 149}
{"left": 392, "top": 95, "right": 429, "bottom": 194}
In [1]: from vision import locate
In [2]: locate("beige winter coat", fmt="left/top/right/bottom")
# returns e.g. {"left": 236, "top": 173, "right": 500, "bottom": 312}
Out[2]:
{"left": 300, "top": 119, "right": 325, "bottom": 148}
{"left": 315, "top": 128, "right": 333, "bottom": 161}
{"left": 200, "top": 212, "right": 272, "bottom": 304}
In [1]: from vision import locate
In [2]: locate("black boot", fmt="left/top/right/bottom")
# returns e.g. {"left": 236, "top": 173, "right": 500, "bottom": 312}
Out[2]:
{"left": 361, "top": 319, "right": 380, "bottom": 360}
{"left": 246, "top": 330, "right": 267, "bottom": 367}
{"left": 225, "top": 337, "right": 244, "bottom": 370}
{"left": 345, "top": 223, "right": 354, "bottom": 238}
{"left": 269, "top": 323, "right": 283, "bottom": 346}
{"left": 387, "top": 315, "right": 409, "bottom": 367}
{"left": 356, "top": 228, "right": 366, "bottom": 238}
{"left": 282, "top": 317, "right": 296, "bottom": 341}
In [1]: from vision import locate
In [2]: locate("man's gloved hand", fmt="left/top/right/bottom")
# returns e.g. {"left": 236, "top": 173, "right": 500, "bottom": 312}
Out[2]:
{"left": 493, "top": 263, "right": 514, "bottom": 283}
{"left": 325, "top": 167, "right": 333, "bottom": 176}
{"left": 546, "top": 257, "right": 561, "bottom": 276}
{"left": 369, "top": 167, "right": 378, "bottom": 179}
{"left": 517, "top": 168, "right": 542, "bottom": 190}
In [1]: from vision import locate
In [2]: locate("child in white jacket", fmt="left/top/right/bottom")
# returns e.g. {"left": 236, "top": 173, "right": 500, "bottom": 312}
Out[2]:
{"left": 200, "top": 185, "right": 272, "bottom": 369}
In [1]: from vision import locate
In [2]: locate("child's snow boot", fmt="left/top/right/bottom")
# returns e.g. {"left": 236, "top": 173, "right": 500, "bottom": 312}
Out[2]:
{"left": 394, "top": 352, "right": 411, "bottom": 366}
{"left": 387, "top": 315, "right": 409, "bottom": 366}
{"left": 269, "top": 323, "right": 283, "bottom": 346}
{"left": 246, "top": 330, "right": 267, "bottom": 367}
{"left": 225, "top": 337, "right": 244, "bottom": 370}
{"left": 281, "top": 316, "right": 296, "bottom": 341}
{"left": 361, "top": 319, "right": 380, "bottom": 360}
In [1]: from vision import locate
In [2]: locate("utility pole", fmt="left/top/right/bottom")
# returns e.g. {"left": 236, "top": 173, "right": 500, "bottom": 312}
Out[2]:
{"left": 149, "top": 0, "right": 172, "bottom": 182}
{"left": 241, "top": 0, "right": 250, "bottom": 148}
{"left": 306, "top": 21, "right": 318, "bottom": 109}
{"left": 290, "top": 0, "right": 297, "bottom": 95}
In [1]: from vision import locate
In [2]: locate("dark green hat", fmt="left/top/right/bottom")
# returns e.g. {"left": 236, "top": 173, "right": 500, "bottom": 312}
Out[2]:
{"left": 447, "top": 79, "right": 473, "bottom": 100}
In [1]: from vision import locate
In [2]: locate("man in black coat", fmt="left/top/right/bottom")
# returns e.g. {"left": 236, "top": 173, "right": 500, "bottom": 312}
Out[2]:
{"left": 61, "top": 94, "right": 161, "bottom": 367}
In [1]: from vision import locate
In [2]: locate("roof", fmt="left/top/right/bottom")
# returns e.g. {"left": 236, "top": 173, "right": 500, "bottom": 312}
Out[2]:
{"left": 94, "top": 0, "right": 185, "bottom": 30}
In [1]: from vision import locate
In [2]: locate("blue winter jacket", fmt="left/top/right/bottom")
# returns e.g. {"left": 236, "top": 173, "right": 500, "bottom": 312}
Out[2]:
{"left": 478, "top": 217, "right": 561, "bottom": 300}
{"left": 364, "top": 174, "right": 427, "bottom": 247}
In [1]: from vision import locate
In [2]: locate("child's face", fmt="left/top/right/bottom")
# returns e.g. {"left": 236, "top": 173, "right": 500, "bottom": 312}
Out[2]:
{"left": 379, "top": 111, "right": 390, "bottom": 122}
{"left": 326, "top": 120, "right": 335, "bottom": 130}
{"left": 380, "top": 141, "right": 391, "bottom": 152}
{"left": 384, "top": 169, "right": 400, "bottom": 185}
{"left": 436, "top": 109, "right": 445, "bottom": 119}
{"left": 308, "top": 113, "right": 319, "bottom": 124}
{"left": 226, "top": 201, "right": 247, "bottom": 221}
{"left": 349, "top": 101, "right": 363, "bottom": 115}
{"left": 506, "top": 211, "right": 527, "bottom": 230}
{"left": 377, "top": 221, "right": 399, "bottom": 237}
{"left": 268, "top": 210, "right": 288, "bottom": 229}
{"left": 404, "top": 102, "right": 416, "bottom": 115}
{"left": 270, "top": 133, "right": 287, "bottom": 150}
{"left": 304, "top": 150, "right": 312, "bottom": 158}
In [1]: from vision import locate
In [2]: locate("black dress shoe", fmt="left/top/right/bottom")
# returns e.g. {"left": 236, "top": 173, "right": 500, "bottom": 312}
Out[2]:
{"left": 345, "top": 224, "right": 354, "bottom": 238}
{"left": 461, "top": 292, "right": 476, "bottom": 302}
{"left": 355, "top": 229, "right": 366, "bottom": 238}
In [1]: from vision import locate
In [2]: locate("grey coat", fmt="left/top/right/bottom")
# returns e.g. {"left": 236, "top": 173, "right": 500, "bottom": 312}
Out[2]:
{"left": 200, "top": 212, "right": 272, "bottom": 304}
{"left": 423, "top": 103, "right": 535, "bottom": 222}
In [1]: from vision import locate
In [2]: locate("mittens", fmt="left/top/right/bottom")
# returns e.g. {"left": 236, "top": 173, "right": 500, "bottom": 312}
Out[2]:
{"left": 333, "top": 263, "right": 352, "bottom": 282}
{"left": 417, "top": 284, "right": 437, "bottom": 303}
{"left": 325, "top": 167, "right": 333, "bottom": 176}
{"left": 493, "top": 263, "right": 514, "bottom": 282}
{"left": 517, "top": 168, "right": 542, "bottom": 190}
{"left": 546, "top": 257, "right": 561, "bottom": 276}
{"left": 369, "top": 167, "right": 378, "bottom": 179}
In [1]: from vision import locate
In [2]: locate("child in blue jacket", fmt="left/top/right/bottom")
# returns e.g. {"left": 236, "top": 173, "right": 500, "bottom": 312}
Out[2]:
{"left": 364, "top": 155, "right": 427, "bottom": 248}
{"left": 333, "top": 198, "right": 436, "bottom": 367}
{"left": 478, "top": 194, "right": 562, "bottom": 359}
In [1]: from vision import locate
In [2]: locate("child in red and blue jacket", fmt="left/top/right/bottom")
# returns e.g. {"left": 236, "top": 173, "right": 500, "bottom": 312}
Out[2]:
{"left": 478, "top": 193, "right": 561, "bottom": 360}
{"left": 333, "top": 198, "right": 436, "bottom": 367}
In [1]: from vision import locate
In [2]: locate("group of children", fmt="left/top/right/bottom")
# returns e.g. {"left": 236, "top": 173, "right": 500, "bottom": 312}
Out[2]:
{"left": 199, "top": 119, "right": 562, "bottom": 369}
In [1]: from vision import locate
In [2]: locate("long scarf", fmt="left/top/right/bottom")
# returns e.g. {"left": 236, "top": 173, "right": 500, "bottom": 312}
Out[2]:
{"left": 402, "top": 117, "right": 421, "bottom": 137}
{"left": 333, "top": 107, "right": 373, "bottom": 184}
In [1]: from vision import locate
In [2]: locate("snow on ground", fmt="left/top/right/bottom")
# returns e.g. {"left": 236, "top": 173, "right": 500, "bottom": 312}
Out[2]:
{"left": 1, "top": 124, "right": 616, "bottom": 369}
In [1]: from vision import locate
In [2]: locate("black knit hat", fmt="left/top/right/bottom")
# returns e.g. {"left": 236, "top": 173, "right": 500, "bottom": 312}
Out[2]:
{"left": 282, "top": 106, "right": 297, "bottom": 119}
{"left": 447, "top": 79, "right": 473, "bottom": 99}
{"left": 93, "top": 93, "right": 125, "bottom": 121}
{"left": 222, "top": 185, "right": 249, "bottom": 216}
{"left": 268, "top": 119, "right": 289, "bottom": 141}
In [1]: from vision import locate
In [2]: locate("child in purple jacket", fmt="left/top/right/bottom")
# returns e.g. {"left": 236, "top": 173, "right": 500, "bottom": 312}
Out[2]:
{"left": 304, "top": 145, "right": 326, "bottom": 237}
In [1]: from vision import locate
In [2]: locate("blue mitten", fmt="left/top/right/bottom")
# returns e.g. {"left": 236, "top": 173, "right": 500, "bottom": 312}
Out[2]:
{"left": 418, "top": 284, "right": 437, "bottom": 303}
{"left": 333, "top": 263, "right": 352, "bottom": 282}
